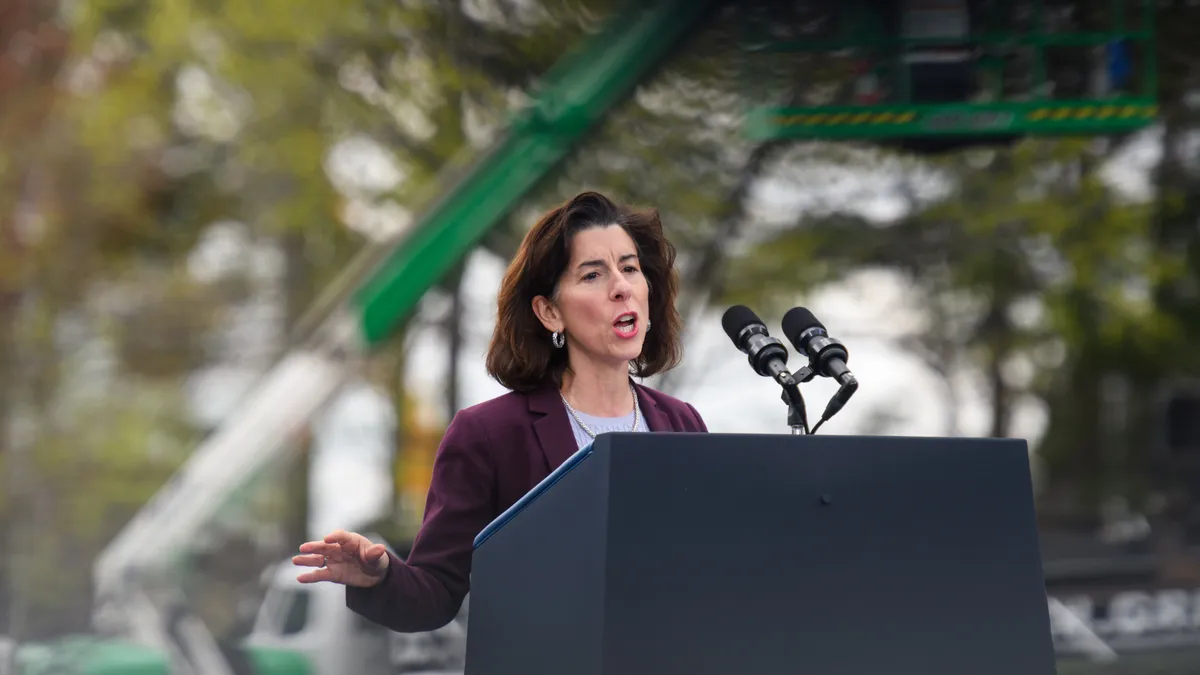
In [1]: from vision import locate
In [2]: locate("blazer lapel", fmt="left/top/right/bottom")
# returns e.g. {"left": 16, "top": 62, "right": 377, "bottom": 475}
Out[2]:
{"left": 528, "top": 383, "right": 578, "bottom": 471}
{"left": 530, "top": 380, "right": 675, "bottom": 471}
{"left": 635, "top": 382, "right": 671, "bottom": 432}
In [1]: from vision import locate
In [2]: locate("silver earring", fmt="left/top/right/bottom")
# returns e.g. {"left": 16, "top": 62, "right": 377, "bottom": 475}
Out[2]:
{"left": 551, "top": 331, "right": 565, "bottom": 348}
{"left": 646, "top": 320, "right": 651, "bottom": 332}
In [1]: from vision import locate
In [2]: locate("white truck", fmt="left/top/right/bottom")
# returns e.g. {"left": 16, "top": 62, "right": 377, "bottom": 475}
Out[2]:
{"left": 245, "top": 541, "right": 468, "bottom": 675}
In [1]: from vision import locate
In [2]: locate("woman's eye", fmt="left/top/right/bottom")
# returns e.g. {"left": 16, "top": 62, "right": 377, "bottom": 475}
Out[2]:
{"left": 582, "top": 272, "right": 599, "bottom": 281}
{"left": 624, "top": 266, "right": 640, "bottom": 274}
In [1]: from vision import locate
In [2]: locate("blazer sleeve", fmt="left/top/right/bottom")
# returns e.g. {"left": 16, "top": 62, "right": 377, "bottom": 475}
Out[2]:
{"left": 686, "top": 402, "right": 709, "bottom": 432}
{"left": 346, "top": 407, "right": 497, "bottom": 632}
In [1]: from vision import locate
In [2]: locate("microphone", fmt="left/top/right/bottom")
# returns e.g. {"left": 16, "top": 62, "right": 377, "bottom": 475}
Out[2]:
{"left": 722, "top": 304, "right": 809, "bottom": 433}
{"left": 721, "top": 305, "right": 792, "bottom": 384}
{"left": 781, "top": 307, "right": 855, "bottom": 386}
{"left": 782, "top": 307, "right": 859, "bottom": 427}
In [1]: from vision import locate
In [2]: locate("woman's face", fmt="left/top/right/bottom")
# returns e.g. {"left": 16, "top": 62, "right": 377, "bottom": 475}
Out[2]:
{"left": 534, "top": 225, "right": 650, "bottom": 370}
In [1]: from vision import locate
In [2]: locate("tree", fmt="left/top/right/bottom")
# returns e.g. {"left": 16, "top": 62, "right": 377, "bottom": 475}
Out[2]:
{"left": 720, "top": 136, "right": 1163, "bottom": 511}
{"left": 1, "top": 0, "right": 674, "bottom": 639}
{"left": 702, "top": 0, "right": 1200, "bottom": 528}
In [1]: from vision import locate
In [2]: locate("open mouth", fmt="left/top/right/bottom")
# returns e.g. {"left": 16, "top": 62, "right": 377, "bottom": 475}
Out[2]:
{"left": 613, "top": 312, "right": 638, "bottom": 337}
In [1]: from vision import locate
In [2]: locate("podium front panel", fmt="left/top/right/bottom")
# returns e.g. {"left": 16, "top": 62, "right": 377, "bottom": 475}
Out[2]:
{"left": 600, "top": 433, "right": 1055, "bottom": 675}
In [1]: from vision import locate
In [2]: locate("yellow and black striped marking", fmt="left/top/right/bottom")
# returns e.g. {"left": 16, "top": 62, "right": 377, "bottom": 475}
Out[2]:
{"left": 771, "top": 104, "right": 1156, "bottom": 128}
{"left": 1025, "top": 104, "right": 1157, "bottom": 121}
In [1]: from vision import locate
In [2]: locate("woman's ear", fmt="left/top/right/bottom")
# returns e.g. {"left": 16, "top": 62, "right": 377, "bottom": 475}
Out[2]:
{"left": 531, "top": 295, "right": 563, "bottom": 333}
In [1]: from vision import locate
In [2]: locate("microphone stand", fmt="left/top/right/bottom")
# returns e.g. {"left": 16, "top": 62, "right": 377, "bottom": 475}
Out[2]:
{"left": 774, "top": 367, "right": 812, "bottom": 435}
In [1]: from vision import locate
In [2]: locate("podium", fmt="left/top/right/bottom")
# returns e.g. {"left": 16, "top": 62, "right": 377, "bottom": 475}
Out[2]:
{"left": 465, "top": 433, "right": 1057, "bottom": 675}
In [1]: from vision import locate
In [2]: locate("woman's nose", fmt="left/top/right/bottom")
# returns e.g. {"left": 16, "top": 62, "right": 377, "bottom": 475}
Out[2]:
{"left": 611, "top": 276, "right": 632, "bottom": 300}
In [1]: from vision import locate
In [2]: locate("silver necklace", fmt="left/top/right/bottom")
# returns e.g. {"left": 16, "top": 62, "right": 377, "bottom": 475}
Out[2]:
{"left": 561, "top": 383, "right": 641, "bottom": 438}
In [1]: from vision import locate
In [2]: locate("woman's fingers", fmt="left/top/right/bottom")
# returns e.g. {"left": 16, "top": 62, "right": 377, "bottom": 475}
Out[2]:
{"left": 291, "top": 553, "right": 326, "bottom": 568}
{"left": 323, "top": 529, "right": 355, "bottom": 547}
{"left": 294, "top": 531, "right": 381, "bottom": 585}
{"left": 363, "top": 544, "right": 387, "bottom": 564}
{"left": 297, "top": 540, "right": 339, "bottom": 556}
{"left": 296, "top": 566, "right": 337, "bottom": 584}
{"left": 292, "top": 534, "right": 390, "bottom": 586}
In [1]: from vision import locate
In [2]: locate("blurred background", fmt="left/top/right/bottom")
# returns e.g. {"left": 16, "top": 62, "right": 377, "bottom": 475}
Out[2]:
{"left": 2, "top": 0, "right": 1199, "bottom": 673}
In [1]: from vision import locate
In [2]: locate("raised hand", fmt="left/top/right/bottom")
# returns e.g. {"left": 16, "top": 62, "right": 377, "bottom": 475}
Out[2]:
{"left": 293, "top": 529, "right": 390, "bottom": 588}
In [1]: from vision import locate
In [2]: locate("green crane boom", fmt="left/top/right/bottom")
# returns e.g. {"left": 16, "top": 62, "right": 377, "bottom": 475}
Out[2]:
{"left": 353, "top": 0, "right": 723, "bottom": 347}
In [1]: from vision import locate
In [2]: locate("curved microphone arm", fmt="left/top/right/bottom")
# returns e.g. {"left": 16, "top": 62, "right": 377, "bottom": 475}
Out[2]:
{"left": 776, "top": 374, "right": 809, "bottom": 435}
{"left": 810, "top": 374, "right": 859, "bottom": 434}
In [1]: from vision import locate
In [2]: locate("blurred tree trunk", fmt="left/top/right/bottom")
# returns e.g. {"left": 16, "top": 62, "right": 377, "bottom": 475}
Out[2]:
{"left": 445, "top": 262, "right": 466, "bottom": 417}
{"left": 654, "top": 138, "right": 789, "bottom": 396}
{"left": 0, "top": 0, "right": 69, "bottom": 637}
{"left": 282, "top": 232, "right": 314, "bottom": 546}
{"left": 978, "top": 281, "right": 1014, "bottom": 439}
{"left": 1140, "top": 0, "right": 1200, "bottom": 556}
{"left": 382, "top": 330, "right": 413, "bottom": 539}
{"left": 1072, "top": 354, "right": 1105, "bottom": 511}
{"left": 0, "top": 295, "right": 20, "bottom": 640}
{"left": 982, "top": 280, "right": 1019, "bottom": 441}
{"left": 0, "top": 183, "right": 22, "bottom": 637}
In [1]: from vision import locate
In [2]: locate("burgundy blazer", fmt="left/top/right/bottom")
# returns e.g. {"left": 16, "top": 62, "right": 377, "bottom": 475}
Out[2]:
{"left": 345, "top": 380, "right": 708, "bottom": 632}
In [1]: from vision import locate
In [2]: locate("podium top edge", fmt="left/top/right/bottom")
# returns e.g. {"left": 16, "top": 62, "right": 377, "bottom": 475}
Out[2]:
{"left": 471, "top": 434, "right": 1027, "bottom": 549}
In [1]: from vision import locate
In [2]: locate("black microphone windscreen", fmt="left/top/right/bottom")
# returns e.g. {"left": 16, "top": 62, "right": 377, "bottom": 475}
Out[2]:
{"left": 721, "top": 305, "right": 762, "bottom": 343}
{"left": 782, "top": 307, "right": 824, "bottom": 340}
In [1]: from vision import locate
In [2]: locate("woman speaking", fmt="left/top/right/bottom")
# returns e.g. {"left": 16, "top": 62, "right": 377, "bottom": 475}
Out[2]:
{"left": 293, "top": 191, "right": 708, "bottom": 632}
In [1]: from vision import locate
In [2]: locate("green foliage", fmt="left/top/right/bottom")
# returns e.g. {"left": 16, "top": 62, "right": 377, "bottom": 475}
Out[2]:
{"left": 1, "top": 386, "right": 193, "bottom": 638}
{"left": 1, "top": 0, "right": 648, "bottom": 642}
{"left": 719, "top": 137, "right": 1174, "bottom": 508}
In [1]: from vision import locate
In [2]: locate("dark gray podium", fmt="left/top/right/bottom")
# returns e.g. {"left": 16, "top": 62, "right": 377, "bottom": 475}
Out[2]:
{"left": 465, "top": 433, "right": 1057, "bottom": 675}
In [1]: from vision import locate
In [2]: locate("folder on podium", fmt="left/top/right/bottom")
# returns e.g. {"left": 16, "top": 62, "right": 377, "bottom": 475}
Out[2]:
{"left": 465, "top": 433, "right": 1057, "bottom": 675}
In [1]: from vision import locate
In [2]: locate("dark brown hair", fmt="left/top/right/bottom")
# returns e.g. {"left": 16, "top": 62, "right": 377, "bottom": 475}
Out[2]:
{"left": 485, "top": 191, "right": 683, "bottom": 392}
